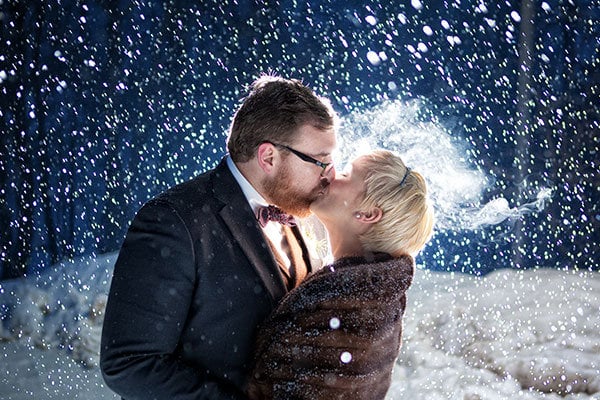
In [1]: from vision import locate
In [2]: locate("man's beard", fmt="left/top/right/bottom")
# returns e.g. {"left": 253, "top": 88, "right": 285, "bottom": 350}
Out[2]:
{"left": 262, "top": 164, "right": 320, "bottom": 218}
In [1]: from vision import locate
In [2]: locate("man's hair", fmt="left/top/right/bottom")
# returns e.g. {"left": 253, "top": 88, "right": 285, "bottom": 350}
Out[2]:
{"left": 227, "top": 74, "right": 337, "bottom": 162}
{"left": 358, "top": 150, "right": 435, "bottom": 257}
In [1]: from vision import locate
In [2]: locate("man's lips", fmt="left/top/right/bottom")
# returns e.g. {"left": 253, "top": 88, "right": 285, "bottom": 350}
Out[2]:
{"left": 317, "top": 185, "right": 329, "bottom": 196}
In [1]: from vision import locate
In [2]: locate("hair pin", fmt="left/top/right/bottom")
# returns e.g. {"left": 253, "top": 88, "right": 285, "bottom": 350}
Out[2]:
{"left": 399, "top": 167, "right": 410, "bottom": 187}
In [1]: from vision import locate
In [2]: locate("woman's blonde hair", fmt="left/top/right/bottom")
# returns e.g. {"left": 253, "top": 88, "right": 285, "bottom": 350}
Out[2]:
{"left": 358, "top": 150, "right": 434, "bottom": 257}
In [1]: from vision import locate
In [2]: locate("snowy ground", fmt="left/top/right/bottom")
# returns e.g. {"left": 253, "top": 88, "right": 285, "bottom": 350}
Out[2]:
{"left": 389, "top": 268, "right": 600, "bottom": 400}
{"left": 1, "top": 253, "right": 599, "bottom": 399}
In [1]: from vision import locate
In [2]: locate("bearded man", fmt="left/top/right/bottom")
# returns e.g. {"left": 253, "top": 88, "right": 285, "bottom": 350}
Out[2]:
{"left": 100, "top": 75, "right": 338, "bottom": 400}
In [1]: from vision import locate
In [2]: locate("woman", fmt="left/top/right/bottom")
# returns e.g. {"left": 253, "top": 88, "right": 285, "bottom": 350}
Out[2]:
{"left": 246, "top": 149, "right": 434, "bottom": 400}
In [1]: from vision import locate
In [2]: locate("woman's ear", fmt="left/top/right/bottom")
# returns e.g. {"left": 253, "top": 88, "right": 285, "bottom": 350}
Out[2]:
{"left": 356, "top": 207, "right": 383, "bottom": 224}
{"left": 256, "top": 142, "right": 276, "bottom": 173}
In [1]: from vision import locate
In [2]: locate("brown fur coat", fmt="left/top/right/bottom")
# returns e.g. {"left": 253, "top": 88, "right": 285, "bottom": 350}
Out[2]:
{"left": 246, "top": 253, "right": 415, "bottom": 400}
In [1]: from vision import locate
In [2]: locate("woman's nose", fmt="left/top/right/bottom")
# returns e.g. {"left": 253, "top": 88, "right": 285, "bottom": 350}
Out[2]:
{"left": 321, "top": 164, "right": 335, "bottom": 183}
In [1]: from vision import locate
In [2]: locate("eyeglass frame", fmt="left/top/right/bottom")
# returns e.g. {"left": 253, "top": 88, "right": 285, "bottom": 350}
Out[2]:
{"left": 265, "top": 141, "right": 333, "bottom": 176}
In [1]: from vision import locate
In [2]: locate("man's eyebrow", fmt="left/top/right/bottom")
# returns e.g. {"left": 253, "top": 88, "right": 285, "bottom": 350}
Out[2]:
{"left": 312, "top": 151, "right": 332, "bottom": 158}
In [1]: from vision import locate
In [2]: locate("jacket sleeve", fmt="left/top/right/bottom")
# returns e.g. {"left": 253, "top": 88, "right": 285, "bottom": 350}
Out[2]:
{"left": 100, "top": 199, "right": 247, "bottom": 400}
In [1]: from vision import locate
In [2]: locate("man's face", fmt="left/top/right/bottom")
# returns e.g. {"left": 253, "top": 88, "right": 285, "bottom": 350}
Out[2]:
{"left": 263, "top": 124, "right": 337, "bottom": 218}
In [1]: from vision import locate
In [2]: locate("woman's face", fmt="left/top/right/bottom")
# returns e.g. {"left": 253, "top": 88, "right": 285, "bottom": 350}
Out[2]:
{"left": 310, "top": 155, "right": 368, "bottom": 225}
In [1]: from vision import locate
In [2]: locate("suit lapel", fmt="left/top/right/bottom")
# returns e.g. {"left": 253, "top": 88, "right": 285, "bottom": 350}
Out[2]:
{"left": 211, "top": 159, "right": 287, "bottom": 303}
{"left": 289, "top": 225, "right": 313, "bottom": 274}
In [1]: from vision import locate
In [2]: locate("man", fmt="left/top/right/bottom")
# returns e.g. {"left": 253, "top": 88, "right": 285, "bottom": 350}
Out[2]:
{"left": 100, "top": 75, "right": 338, "bottom": 399}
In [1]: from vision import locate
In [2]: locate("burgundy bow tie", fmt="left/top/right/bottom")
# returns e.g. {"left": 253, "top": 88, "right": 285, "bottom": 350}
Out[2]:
{"left": 257, "top": 205, "right": 297, "bottom": 227}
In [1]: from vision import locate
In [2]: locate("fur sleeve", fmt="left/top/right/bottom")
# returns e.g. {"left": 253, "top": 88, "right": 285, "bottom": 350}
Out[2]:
{"left": 247, "top": 254, "right": 415, "bottom": 400}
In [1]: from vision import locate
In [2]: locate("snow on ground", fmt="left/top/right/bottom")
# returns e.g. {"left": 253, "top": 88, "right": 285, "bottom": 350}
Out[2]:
{"left": 1, "top": 254, "right": 599, "bottom": 399}
{"left": 389, "top": 268, "right": 600, "bottom": 400}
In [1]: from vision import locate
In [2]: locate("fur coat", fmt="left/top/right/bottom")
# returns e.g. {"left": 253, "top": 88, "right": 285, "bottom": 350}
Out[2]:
{"left": 246, "top": 252, "right": 415, "bottom": 400}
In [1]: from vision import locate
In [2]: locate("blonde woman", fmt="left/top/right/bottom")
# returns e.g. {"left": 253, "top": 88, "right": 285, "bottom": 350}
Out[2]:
{"left": 247, "top": 149, "right": 435, "bottom": 400}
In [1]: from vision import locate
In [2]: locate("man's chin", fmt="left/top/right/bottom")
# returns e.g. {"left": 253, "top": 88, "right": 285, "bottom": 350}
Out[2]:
{"left": 269, "top": 188, "right": 323, "bottom": 218}
{"left": 275, "top": 198, "right": 312, "bottom": 218}
{"left": 290, "top": 202, "right": 313, "bottom": 218}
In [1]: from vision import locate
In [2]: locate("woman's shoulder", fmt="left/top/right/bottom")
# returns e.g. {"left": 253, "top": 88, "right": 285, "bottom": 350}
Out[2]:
{"left": 312, "top": 252, "right": 414, "bottom": 281}
{"left": 278, "top": 253, "right": 415, "bottom": 314}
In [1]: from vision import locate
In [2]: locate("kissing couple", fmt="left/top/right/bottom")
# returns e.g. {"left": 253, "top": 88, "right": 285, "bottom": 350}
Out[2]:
{"left": 101, "top": 74, "right": 434, "bottom": 400}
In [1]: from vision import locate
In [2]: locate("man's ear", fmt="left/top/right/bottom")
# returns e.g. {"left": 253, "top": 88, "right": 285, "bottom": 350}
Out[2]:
{"left": 356, "top": 207, "right": 383, "bottom": 224}
{"left": 256, "top": 142, "right": 276, "bottom": 173}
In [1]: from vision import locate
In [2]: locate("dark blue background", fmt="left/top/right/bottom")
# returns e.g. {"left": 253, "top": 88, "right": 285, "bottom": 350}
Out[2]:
{"left": 1, "top": 0, "right": 598, "bottom": 279}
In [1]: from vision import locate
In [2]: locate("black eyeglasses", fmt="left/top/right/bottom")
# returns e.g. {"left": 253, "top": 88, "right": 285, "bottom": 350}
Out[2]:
{"left": 267, "top": 141, "right": 333, "bottom": 176}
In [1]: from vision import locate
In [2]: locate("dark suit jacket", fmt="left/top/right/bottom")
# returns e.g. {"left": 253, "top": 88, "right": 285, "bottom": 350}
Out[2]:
{"left": 100, "top": 157, "right": 294, "bottom": 400}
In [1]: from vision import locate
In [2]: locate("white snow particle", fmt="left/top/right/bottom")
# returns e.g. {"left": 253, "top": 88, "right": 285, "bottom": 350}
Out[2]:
{"left": 329, "top": 317, "right": 340, "bottom": 329}
{"left": 340, "top": 351, "right": 352, "bottom": 363}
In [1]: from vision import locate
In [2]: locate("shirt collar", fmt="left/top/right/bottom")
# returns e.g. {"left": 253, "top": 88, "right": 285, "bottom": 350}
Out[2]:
{"left": 226, "top": 155, "right": 268, "bottom": 214}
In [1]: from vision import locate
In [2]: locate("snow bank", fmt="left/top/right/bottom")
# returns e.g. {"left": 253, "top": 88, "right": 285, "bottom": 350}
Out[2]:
{"left": 0, "top": 253, "right": 116, "bottom": 368}
{"left": 389, "top": 268, "right": 600, "bottom": 399}
{"left": 1, "top": 254, "right": 599, "bottom": 399}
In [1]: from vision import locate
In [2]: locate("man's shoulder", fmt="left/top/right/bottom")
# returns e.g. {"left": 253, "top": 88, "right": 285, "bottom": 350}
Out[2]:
{"left": 160, "top": 159, "right": 230, "bottom": 200}
{"left": 154, "top": 174, "right": 209, "bottom": 206}
{"left": 140, "top": 162, "right": 224, "bottom": 214}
